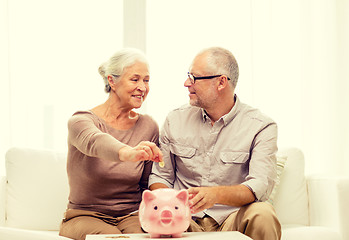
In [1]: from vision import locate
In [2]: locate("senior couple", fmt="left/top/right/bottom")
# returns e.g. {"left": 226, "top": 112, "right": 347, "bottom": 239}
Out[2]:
{"left": 59, "top": 47, "right": 281, "bottom": 240}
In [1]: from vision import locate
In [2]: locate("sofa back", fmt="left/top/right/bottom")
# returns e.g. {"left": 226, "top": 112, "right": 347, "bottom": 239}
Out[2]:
{"left": 5, "top": 147, "right": 69, "bottom": 231}
{"left": 3, "top": 147, "right": 310, "bottom": 231}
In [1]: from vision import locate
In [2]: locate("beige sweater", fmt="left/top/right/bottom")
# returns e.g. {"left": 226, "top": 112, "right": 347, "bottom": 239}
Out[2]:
{"left": 66, "top": 111, "right": 159, "bottom": 217}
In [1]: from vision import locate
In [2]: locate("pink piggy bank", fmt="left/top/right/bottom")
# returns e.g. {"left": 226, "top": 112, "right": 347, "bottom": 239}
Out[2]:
{"left": 139, "top": 188, "right": 191, "bottom": 238}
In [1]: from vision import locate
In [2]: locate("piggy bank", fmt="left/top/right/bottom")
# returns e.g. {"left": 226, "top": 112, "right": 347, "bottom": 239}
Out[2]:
{"left": 139, "top": 188, "right": 191, "bottom": 238}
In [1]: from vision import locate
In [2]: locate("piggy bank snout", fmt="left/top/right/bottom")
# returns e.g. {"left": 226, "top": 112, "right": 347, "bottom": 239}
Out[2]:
{"left": 161, "top": 210, "right": 173, "bottom": 218}
{"left": 160, "top": 210, "right": 173, "bottom": 224}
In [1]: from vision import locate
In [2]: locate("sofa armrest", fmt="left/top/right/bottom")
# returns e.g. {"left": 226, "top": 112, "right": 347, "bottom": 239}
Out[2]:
{"left": 0, "top": 175, "right": 6, "bottom": 226}
{"left": 338, "top": 177, "right": 349, "bottom": 240}
{"left": 307, "top": 175, "right": 349, "bottom": 240}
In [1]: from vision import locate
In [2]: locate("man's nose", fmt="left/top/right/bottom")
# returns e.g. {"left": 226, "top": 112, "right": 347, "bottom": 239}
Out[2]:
{"left": 184, "top": 77, "right": 192, "bottom": 87}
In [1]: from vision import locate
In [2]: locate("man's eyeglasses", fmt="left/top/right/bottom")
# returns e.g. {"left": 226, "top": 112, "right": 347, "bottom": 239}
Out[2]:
{"left": 187, "top": 72, "right": 230, "bottom": 84}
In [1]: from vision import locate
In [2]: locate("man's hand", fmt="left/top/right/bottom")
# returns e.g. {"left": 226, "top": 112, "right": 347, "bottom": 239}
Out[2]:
{"left": 119, "top": 141, "right": 163, "bottom": 162}
{"left": 188, "top": 187, "right": 218, "bottom": 214}
{"left": 188, "top": 185, "right": 256, "bottom": 213}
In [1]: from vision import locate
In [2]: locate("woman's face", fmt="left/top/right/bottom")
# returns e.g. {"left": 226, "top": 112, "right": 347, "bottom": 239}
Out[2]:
{"left": 113, "top": 61, "right": 150, "bottom": 109}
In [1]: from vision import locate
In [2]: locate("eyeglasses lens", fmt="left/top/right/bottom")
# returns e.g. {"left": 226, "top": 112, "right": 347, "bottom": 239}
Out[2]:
{"left": 188, "top": 74, "right": 195, "bottom": 84}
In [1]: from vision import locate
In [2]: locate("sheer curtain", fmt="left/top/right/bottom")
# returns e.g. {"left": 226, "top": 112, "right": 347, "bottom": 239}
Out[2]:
{"left": 1, "top": 0, "right": 348, "bottom": 176}
{"left": 146, "top": 0, "right": 349, "bottom": 175}
{"left": 0, "top": 0, "right": 123, "bottom": 175}
{"left": 0, "top": 0, "right": 10, "bottom": 175}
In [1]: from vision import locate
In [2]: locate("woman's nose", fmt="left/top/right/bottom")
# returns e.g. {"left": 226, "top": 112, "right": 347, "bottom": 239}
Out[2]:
{"left": 137, "top": 81, "right": 147, "bottom": 91}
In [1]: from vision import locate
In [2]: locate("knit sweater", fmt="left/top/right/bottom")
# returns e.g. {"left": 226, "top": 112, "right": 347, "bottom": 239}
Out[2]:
{"left": 66, "top": 111, "right": 159, "bottom": 217}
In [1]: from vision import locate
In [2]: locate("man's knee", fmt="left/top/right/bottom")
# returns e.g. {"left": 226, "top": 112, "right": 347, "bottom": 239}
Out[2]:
{"left": 245, "top": 202, "right": 277, "bottom": 218}
{"left": 239, "top": 202, "right": 279, "bottom": 226}
{"left": 238, "top": 202, "right": 281, "bottom": 240}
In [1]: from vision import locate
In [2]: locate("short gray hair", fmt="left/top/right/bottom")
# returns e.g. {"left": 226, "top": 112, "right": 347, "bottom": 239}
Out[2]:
{"left": 98, "top": 48, "right": 149, "bottom": 93}
{"left": 199, "top": 47, "right": 239, "bottom": 88}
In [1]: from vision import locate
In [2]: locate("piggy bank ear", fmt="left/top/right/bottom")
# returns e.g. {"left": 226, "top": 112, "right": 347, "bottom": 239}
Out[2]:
{"left": 142, "top": 190, "right": 156, "bottom": 204}
{"left": 176, "top": 189, "right": 189, "bottom": 204}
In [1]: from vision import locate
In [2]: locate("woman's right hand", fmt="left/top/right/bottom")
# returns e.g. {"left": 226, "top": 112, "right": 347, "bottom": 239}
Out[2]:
{"left": 119, "top": 141, "right": 163, "bottom": 163}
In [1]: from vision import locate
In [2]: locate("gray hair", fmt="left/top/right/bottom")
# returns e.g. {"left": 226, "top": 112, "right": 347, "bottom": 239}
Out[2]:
{"left": 98, "top": 48, "right": 149, "bottom": 93}
{"left": 198, "top": 47, "right": 239, "bottom": 88}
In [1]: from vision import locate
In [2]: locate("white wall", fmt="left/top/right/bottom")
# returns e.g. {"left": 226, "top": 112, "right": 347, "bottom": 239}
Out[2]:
{"left": 146, "top": 0, "right": 349, "bottom": 175}
{"left": 0, "top": 0, "right": 11, "bottom": 175}
{"left": 1, "top": 0, "right": 348, "bottom": 176}
{"left": 0, "top": 0, "right": 123, "bottom": 175}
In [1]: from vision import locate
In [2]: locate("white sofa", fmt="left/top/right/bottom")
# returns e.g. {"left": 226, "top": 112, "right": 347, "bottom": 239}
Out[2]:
{"left": 0, "top": 147, "right": 348, "bottom": 240}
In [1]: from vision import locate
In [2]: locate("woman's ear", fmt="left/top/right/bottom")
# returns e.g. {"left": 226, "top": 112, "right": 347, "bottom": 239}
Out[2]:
{"left": 107, "top": 75, "right": 115, "bottom": 91}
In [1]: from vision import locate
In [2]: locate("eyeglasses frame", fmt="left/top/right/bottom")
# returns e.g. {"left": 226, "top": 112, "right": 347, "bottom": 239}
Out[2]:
{"left": 187, "top": 72, "right": 230, "bottom": 84}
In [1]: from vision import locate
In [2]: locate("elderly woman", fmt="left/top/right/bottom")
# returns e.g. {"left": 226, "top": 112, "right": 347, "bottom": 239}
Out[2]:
{"left": 59, "top": 48, "right": 163, "bottom": 240}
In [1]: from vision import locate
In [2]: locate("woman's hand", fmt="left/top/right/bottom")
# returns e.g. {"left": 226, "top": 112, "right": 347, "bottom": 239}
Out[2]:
{"left": 119, "top": 141, "right": 163, "bottom": 162}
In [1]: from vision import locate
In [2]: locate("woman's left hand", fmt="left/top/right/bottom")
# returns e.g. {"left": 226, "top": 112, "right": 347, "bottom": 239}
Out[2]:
{"left": 119, "top": 141, "right": 163, "bottom": 162}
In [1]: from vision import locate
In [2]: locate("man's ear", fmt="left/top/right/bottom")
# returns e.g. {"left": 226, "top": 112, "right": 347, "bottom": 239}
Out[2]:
{"left": 217, "top": 75, "right": 229, "bottom": 91}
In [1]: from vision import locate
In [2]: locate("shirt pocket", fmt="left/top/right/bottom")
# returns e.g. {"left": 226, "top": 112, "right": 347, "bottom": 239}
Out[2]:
{"left": 216, "top": 151, "right": 250, "bottom": 185}
{"left": 170, "top": 144, "right": 199, "bottom": 179}
{"left": 170, "top": 144, "right": 196, "bottom": 158}
{"left": 219, "top": 151, "right": 249, "bottom": 164}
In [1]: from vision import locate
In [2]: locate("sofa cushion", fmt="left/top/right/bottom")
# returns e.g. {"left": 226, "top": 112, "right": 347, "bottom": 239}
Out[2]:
{"left": 273, "top": 148, "right": 309, "bottom": 226}
{"left": 0, "top": 227, "right": 71, "bottom": 240}
{"left": 281, "top": 225, "right": 342, "bottom": 240}
{"left": 5, "top": 147, "right": 69, "bottom": 230}
{"left": 267, "top": 154, "right": 287, "bottom": 205}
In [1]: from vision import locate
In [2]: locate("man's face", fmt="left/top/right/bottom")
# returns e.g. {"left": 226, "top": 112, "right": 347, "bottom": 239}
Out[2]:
{"left": 184, "top": 54, "right": 219, "bottom": 108}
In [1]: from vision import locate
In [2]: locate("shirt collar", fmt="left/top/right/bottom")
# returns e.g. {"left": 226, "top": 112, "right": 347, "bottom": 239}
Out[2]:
{"left": 221, "top": 94, "right": 240, "bottom": 126}
{"left": 201, "top": 109, "right": 209, "bottom": 122}
{"left": 200, "top": 94, "right": 241, "bottom": 126}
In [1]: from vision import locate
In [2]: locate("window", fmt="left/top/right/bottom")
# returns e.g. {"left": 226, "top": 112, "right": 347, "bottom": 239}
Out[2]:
{"left": 146, "top": 0, "right": 253, "bottom": 126}
{"left": 6, "top": 0, "right": 123, "bottom": 152}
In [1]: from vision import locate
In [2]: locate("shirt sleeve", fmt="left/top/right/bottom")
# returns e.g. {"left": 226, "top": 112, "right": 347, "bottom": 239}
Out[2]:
{"left": 67, "top": 113, "right": 127, "bottom": 162}
{"left": 148, "top": 117, "right": 176, "bottom": 188}
{"left": 242, "top": 122, "right": 278, "bottom": 201}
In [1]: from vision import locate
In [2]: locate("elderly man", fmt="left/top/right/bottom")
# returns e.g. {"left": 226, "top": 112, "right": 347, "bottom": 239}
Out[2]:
{"left": 149, "top": 47, "right": 281, "bottom": 240}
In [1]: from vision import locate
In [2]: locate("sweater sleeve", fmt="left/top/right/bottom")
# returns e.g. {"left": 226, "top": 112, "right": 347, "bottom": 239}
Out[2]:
{"left": 67, "top": 113, "right": 127, "bottom": 162}
{"left": 139, "top": 116, "right": 159, "bottom": 190}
